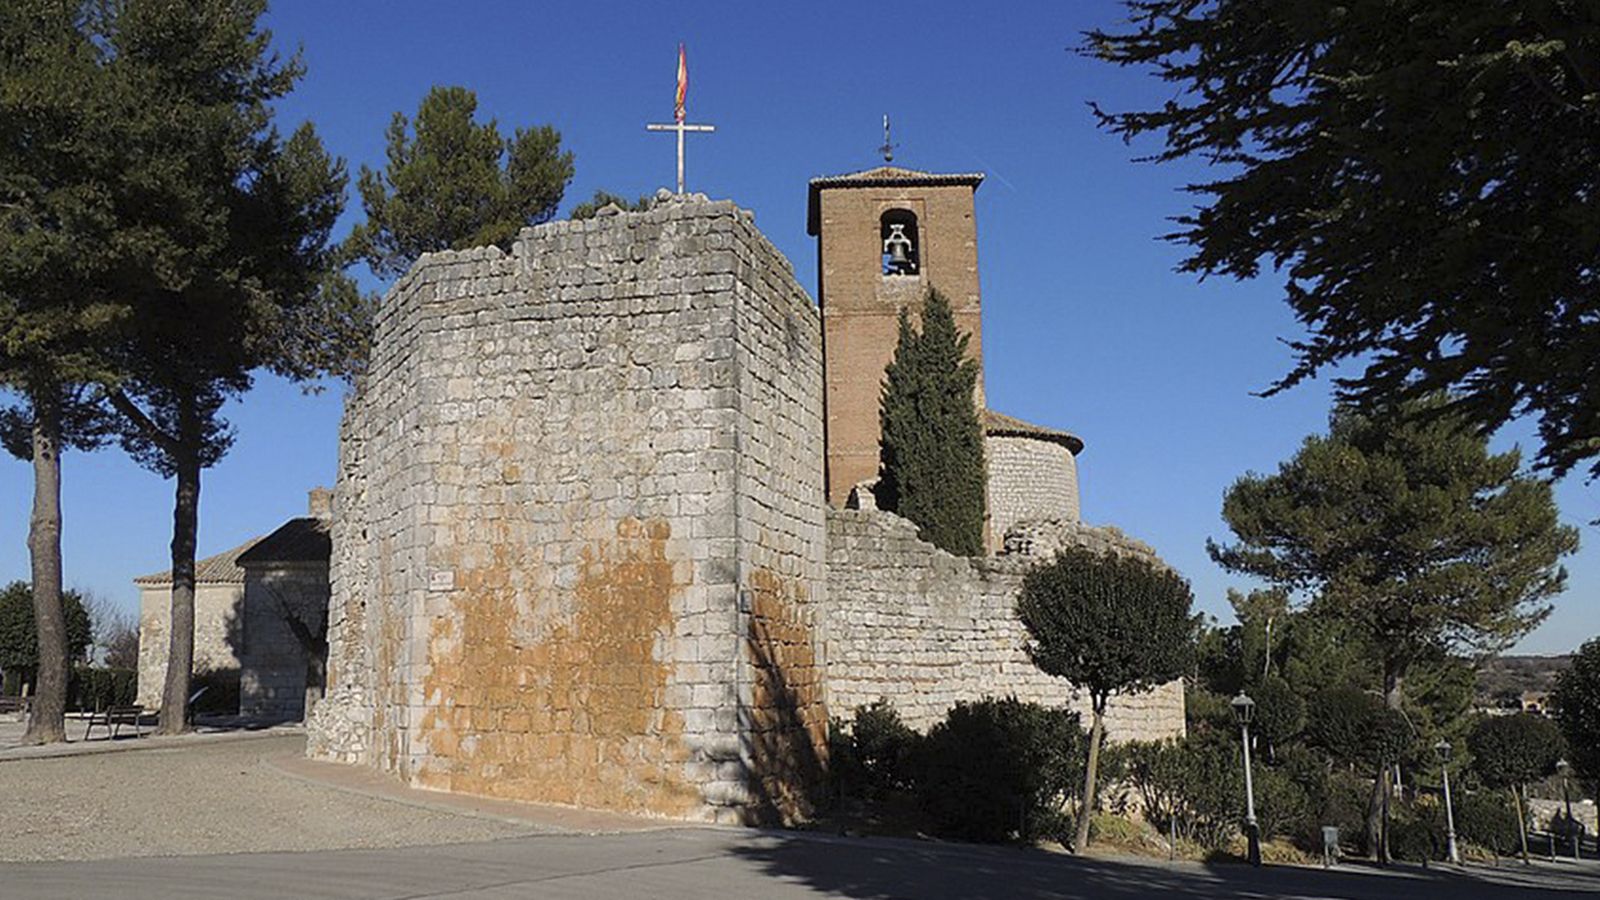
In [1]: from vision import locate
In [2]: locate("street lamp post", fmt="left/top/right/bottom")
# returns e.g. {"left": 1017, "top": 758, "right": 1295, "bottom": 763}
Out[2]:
{"left": 1557, "top": 759, "right": 1579, "bottom": 860}
{"left": 1231, "top": 692, "right": 1262, "bottom": 867}
{"left": 1435, "top": 739, "right": 1460, "bottom": 864}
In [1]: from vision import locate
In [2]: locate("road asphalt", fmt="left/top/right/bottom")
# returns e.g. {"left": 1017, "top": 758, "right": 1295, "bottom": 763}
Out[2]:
{"left": 2, "top": 729, "right": 1598, "bottom": 899}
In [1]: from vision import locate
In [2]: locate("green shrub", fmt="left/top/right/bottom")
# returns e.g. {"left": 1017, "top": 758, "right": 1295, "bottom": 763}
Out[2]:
{"left": 1318, "top": 770, "right": 1374, "bottom": 856}
{"left": 67, "top": 666, "right": 137, "bottom": 711}
{"left": 1255, "top": 765, "right": 1313, "bottom": 843}
{"left": 1455, "top": 790, "right": 1521, "bottom": 856}
{"left": 1387, "top": 802, "right": 1445, "bottom": 862}
{"left": 1123, "top": 734, "right": 1241, "bottom": 849}
{"left": 827, "top": 716, "right": 864, "bottom": 798}
{"left": 1307, "top": 686, "right": 1411, "bottom": 767}
{"left": 851, "top": 700, "right": 920, "bottom": 794}
{"left": 915, "top": 697, "right": 1082, "bottom": 843}
{"left": 1250, "top": 676, "right": 1306, "bottom": 754}
{"left": 1184, "top": 686, "right": 1234, "bottom": 735}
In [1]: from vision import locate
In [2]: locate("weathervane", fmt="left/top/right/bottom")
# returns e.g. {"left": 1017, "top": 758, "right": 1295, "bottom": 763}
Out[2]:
{"left": 646, "top": 43, "right": 716, "bottom": 194}
{"left": 878, "top": 114, "right": 897, "bottom": 163}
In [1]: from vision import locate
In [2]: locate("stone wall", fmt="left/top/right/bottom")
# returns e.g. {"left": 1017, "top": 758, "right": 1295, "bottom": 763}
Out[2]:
{"left": 310, "top": 195, "right": 825, "bottom": 824}
{"left": 986, "top": 434, "right": 1081, "bottom": 537}
{"left": 238, "top": 564, "right": 328, "bottom": 719}
{"left": 824, "top": 508, "right": 1185, "bottom": 741}
{"left": 136, "top": 582, "right": 243, "bottom": 709}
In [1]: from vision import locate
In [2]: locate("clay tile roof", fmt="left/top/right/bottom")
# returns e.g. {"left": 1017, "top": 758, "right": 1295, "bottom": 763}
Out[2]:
{"left": 237, "top": 517, "right": 331, "bottom": 567}
{"left": 984, "top": 409, "right": 1085, "bottom": 456}
{"left": 132, "top": 537, "right": 262, "bottom": 587}
{"left": 807, "top": 166, "right": 985, "bottom": 235}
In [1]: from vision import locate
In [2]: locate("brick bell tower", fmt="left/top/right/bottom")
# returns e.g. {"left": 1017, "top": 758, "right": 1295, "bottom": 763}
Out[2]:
{"left": 807, "top": 165, "right": 987, "bottom": 507}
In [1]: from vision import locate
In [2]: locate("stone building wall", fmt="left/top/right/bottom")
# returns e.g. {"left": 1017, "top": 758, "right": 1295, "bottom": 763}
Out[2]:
{"left": 985, "top": 434, "right": 1081, "bottom": 537}
{"left": 136, "top": 582, "right": 244, "bottom": 709}
{"left": 238, "top": 564, "right": 328, "bottom": 719}
{"left": 824, "top": 508, "right": 1185, "bottom": 742}
{"left": 309, "top": 196, "right": 826, "bottom": 824}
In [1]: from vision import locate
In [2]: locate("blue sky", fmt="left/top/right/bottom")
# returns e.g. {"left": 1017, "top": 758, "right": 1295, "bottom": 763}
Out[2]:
{"left": 2, "top": 0, "right": 1594, "bottom": 652}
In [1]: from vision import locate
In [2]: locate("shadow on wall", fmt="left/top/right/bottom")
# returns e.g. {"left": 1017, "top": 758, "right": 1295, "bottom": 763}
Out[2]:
{"left": 729, "top": 831, "right": 1600, "bottom": 900}
{"left": 742, "top": 570, "right": 828, "bottom": 826}
{"left": 191, "top": 666, "right": 242, "bottom": 716}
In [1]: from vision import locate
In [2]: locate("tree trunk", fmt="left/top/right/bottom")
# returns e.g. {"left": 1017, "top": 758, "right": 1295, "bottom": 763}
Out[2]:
{"left": 1513, "top": 785, "right": 1530, "bottom": 864}
{"left": 156, "top": 445, "right": 201, "bottom": 735}
{"left": 1075, "top": 701, "right": 1106, "bottom": 853}
{"left": 1366, "top": 667, "right": 1406, "bottom": 864}
{"left": 1366, "top": 762, "right": 1388, "bottom": 863}
{"left": 21, "top": 395, "right": 68, "bottom": 746}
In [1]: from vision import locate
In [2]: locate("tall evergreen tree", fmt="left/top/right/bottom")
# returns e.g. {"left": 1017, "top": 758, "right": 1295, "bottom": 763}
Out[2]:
{"left": 1209, "top": 396, "right": 1578, "bottom": 860}
{"left": 1552, "top": 636, "right": 1600, "bottom": 785}
{"left": 877, "top": 287, "right": 986, "bottom": 557}
{"left": 88, "top": 0, "right": 354, "bottom": 734}
{"left": 0, "top": 0, "right": 121, "bottom": 743}
{"left": 1088, "top": 1, "right": 1600, "bottom": 480}
{"left": 347, "top": 85, "right": 575, "bottom": 278}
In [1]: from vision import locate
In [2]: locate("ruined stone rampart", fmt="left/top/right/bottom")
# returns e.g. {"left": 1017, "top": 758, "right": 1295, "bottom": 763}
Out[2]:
{"left": 824, "top": 508, "right": 1185, "bottom": 742}
{"left": 309, "top": 197, "right": 826, "bottom": 824}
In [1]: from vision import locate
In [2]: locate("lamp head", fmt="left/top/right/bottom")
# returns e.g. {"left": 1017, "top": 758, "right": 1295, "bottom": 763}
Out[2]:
{"left": 1434, "top": 738, "right": 1452, "bottom": 762}
{"left": 1230, "top": 691, "right": 1255, "bottom": 726}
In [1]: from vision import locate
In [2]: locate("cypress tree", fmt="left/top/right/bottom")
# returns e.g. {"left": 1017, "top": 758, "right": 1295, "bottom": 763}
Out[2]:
{"left": 877, "top": 287, "right": 986, "bottom": 556}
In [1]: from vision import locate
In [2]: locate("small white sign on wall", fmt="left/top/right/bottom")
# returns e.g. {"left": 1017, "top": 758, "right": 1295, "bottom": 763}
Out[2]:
{"left": 429, "top": 570, "right": 456, "bottom": 592}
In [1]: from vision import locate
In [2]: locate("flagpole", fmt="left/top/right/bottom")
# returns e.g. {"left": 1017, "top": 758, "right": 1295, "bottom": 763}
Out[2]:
{"left": 677, "top": 124, "right": 685, "bottom": 195}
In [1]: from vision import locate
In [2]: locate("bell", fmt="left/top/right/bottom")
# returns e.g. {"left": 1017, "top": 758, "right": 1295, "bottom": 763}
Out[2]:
{"left": 883, "top": 224, "right": 914, "bottom": 272}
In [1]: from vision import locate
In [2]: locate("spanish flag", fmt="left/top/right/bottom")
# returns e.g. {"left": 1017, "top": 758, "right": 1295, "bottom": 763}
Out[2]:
{"left": 674, "top": 43, "right": 688, "bottom": 123}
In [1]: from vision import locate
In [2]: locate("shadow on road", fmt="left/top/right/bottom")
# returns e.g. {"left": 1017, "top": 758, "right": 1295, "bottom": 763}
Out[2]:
{"left": 733, "top": 831, "right": 1600, "bottom": 899}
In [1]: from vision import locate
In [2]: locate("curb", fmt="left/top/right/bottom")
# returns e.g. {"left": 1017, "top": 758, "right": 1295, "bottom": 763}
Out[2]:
{"left": 0, "top": 726, "right": 302, "bottom": 763}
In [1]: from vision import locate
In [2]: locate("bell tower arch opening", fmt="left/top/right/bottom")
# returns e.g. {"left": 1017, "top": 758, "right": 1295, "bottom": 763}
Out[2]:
{"left": 880, "top": 208, "right": 920, "bottom": 276}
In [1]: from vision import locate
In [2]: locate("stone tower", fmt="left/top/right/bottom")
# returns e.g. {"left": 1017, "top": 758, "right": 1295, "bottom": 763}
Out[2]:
{"left": 807, "top": 167, "right": 987, "bottom": 507}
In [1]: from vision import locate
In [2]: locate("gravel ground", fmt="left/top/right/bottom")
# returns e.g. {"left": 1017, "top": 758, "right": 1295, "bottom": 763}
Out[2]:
{"left": 0, "top": 734, "right": 535, "bottom": 862}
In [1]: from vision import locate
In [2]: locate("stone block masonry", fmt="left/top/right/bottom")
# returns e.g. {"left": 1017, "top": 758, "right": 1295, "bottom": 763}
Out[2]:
{"left": 825, "top": 508, "right": 1185, "bottom": 742}
{"left": 309, "top": 196, "right": 827, "bottom": 825}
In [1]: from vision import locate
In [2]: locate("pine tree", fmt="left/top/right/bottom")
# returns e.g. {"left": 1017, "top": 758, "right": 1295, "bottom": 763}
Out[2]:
{"left": 1088, "top": 2, "right": 1600, "bottom": 479}
{"left": 876, "top": 287, "right": 986, "bottom": 557}
{"left": 1209, "top": 395, "right": 1579, "bottom": 861}
{"left": 347, "top": 86, "right": 574, "bottom": 278}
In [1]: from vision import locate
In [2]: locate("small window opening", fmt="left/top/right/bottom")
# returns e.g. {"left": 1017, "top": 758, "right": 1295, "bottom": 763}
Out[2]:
{"left": 881, "top": 209, "right": 919, "bottom": 276}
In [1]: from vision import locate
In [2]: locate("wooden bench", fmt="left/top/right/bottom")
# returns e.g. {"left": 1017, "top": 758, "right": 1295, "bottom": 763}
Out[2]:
{"left": 0, "top": 697, "right": 29, "bottom": 716}
{"left": 83, "top": 705, "right": 147, "bottom": 741}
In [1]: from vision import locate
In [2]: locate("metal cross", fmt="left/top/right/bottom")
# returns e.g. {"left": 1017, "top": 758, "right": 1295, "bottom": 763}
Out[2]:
{"left": 646, "top": 119, "right": 716, "bottom": 195}
{"left": 879, "top": 114, "right": 896, "bottom": 163}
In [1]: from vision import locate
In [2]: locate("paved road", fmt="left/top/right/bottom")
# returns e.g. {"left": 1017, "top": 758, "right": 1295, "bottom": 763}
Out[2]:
{"left": 3, "top": 731, "right": 1598, "bottom": 898}
{"left": 4, "top": 827, "right": 1599, "bottom": 899}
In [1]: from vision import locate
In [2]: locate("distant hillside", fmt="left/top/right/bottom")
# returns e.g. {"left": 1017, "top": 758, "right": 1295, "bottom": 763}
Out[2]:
{"left": 1475, "top": 654, "right": 1572, "bottom": 708}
